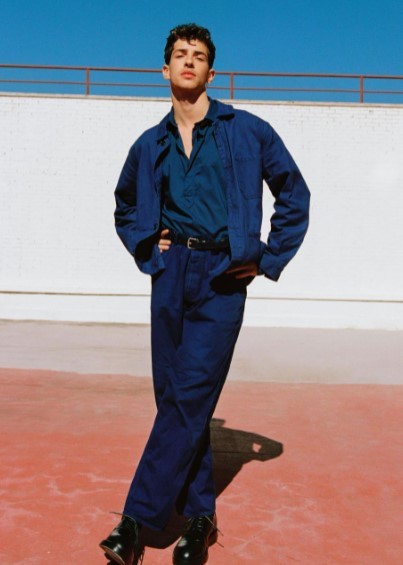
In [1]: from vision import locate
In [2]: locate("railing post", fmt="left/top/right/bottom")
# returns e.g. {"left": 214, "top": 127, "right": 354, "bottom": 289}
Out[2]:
{"left": 359, "top": 75, "right": 364, "bottom": 103}
{"left": 229, "top": 73, "right": 234, "bottom": 99}
{"left": 85, "top": 68, "right": 90, "bottom": 95}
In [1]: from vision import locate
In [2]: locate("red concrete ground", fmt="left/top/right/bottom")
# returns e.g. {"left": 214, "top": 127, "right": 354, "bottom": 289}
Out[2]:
{"left": 1, "top": 368, "right": 402, "bottom": 564}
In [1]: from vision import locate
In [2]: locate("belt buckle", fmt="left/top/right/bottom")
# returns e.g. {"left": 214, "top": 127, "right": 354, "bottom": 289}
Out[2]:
{"left": 187, "top": 237, "right": 199, "bottom": 249}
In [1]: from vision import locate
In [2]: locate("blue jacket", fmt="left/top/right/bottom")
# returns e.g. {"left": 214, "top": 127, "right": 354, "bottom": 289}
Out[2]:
{"left": 115, "top": 99, "right": 310, "bottom": 281}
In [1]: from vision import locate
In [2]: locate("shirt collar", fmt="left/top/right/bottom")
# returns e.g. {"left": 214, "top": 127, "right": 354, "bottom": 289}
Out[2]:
{"left": 166, "top": 98, "right": 221, "bottom": 135}
{"left": 195, "top": 98, "right": 219, "bottom": 128}
{"left": 166, "top": 107, "right": 177, "bottom": 134}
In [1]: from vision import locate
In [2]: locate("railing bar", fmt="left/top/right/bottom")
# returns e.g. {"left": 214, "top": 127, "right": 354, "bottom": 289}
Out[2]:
{"left": 0, "top": 64, "right": 163, "bottom": 73}
{"left": 364, "top": 89, "right": 403, "bottom": 95}
{"left": 1, "top": 64, "right": 402, "bottom": 81}
{"left": 0, "top": 79, "right": 88, "bottom": 85}
{"left": 1, "top": 83, "right": 401, "bottom": 97}
{"left": 0, "top": 79, "right": 170, "bottom": 88}
{"left": 216, "top": 71, "right": 403, "bottom": 80}
{"left": 0, "top": 81, "right": 372, "bottom": 95}
{"left": 218, "top": 86, "right": 363, "bottom": 93}
{"left": 89, "top": 82, "right": 169, "bottom": 88}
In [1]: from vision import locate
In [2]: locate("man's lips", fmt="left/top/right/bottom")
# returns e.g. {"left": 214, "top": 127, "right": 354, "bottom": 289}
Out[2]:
{"left": 181, "top": 71, "right": 196, "bottom": 78}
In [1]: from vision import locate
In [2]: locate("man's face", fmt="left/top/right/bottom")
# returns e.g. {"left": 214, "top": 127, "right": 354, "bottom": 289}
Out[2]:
{"left": 162, "top": 38, "right": 215, "bottom": 92}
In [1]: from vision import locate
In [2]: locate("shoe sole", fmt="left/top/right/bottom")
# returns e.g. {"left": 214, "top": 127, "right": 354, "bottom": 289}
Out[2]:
{"left": 99, "top": 543, "right": 126, "bottom": 565}
{"left": 100, "top": 543, "right": 144, "bottom": 565}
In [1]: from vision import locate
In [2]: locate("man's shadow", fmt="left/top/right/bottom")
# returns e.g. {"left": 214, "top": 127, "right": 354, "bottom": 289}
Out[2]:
{"left": 140, "top": 418, "right": 283, "bottom": 549}
{"left": 210, "top": 417, "right": 283, "bottom": 496}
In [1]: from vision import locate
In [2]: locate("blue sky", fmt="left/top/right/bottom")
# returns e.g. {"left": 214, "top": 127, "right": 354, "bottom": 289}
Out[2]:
{"left": 1, "top": 0, "right": 402, "bottom": 102}
{"left": 1, "top": 0, "right": 402, "bottom": 73}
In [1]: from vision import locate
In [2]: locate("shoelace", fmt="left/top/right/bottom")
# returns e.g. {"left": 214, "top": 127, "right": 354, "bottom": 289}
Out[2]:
{"left": 186, "top": 514, "right": 224, "bottom": 538}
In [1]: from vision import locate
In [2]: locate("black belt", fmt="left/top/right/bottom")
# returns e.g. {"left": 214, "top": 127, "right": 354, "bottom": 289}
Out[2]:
{"left": 167, "top": 230, "right": 230, "bottom": 251}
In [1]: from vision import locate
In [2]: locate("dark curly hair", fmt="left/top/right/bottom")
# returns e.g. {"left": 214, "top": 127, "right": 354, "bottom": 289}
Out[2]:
{"left": 164, "top": 23, "right": 216, "bottom": 68}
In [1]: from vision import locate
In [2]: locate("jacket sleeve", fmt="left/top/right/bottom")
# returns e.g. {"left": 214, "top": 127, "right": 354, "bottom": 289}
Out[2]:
{"left": 259, "top": 123, "right": 310, "bottom": 281}
{"left": 114, "top": 143, "right": 139, "bottom": 256}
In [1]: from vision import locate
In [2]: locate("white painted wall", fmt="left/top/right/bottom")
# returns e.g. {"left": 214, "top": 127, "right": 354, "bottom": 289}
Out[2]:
{"left": 1, "top": 93, "right": 402, "bottom": 328}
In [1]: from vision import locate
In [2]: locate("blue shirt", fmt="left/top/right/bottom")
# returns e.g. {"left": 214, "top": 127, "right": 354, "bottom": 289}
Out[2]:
{"left": 161, "top": 99, "right": 228, "bottom": 241}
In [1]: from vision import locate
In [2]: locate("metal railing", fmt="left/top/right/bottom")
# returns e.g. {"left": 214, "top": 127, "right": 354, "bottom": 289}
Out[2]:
{"left": 1, "top": 64, "right": 403, "bottom": 103}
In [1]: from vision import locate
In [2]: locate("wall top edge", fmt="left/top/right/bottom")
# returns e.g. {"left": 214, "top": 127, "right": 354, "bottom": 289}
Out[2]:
{"left": 1, "top": 91, "right": 402, "bottom": 110}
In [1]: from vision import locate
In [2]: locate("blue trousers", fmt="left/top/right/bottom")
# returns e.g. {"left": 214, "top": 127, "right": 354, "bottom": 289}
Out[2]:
{"left": 123, "top": 244, "right": 247, "bottom": 530}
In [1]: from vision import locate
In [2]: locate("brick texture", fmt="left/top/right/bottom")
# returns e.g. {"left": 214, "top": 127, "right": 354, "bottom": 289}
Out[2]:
{"left": 1, "top": 94, "right": 402, "bottom": 328}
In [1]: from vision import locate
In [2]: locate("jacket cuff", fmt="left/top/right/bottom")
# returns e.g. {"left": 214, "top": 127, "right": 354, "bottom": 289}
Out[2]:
{"left": 258, "top": 245, "right": 283, "bottom": 281}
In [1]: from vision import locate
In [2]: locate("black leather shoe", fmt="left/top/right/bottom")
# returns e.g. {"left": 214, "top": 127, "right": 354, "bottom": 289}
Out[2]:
{"left": 99, "top": 515, "right": 143, "bottom": 565}
{"left": 172, "top": 514, "right": 218, "bottom": 565}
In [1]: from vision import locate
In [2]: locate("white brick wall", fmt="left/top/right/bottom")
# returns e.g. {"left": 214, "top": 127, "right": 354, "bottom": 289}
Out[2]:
{"left": 1, "top": 93, "right": 402, "bottom": 328}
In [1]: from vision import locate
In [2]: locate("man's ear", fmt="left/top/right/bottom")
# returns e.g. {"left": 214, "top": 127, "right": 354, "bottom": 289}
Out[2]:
{"left": 162, "top": 64, "right": 170, "bottom": 80}
{"left": 206, "top": 68, "right": 215, "bottom": 84}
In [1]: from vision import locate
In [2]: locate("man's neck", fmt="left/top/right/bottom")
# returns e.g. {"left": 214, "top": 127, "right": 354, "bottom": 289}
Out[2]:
{"left": 171, "top": 89, "right": 210, "bottom": 128}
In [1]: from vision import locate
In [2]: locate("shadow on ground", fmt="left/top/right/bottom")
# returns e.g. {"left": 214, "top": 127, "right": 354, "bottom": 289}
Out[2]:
{"left": 140, "top": 418, "right": 283, "bottom": 549}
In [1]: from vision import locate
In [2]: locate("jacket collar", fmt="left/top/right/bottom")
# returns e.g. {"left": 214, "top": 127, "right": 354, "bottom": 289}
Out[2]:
{"left": 156, "top": 98, "right": 234, "bottom": 145}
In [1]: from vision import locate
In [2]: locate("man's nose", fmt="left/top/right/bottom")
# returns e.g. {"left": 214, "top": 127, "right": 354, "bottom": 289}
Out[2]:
{"left": 184, "top": 54, "right": 194, "bottom": 66}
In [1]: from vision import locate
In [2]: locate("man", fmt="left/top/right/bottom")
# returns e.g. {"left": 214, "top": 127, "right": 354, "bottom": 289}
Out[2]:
{"left": 100, "top": 23, "right": 310, "bottom": 565}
